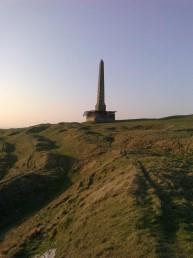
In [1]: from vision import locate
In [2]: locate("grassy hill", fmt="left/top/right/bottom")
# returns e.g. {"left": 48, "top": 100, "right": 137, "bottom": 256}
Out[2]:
{"left": 0, "top": 115, "right": 193, "bottom": 258}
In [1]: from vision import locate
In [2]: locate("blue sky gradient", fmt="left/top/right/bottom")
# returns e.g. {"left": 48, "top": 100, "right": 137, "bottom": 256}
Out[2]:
{"left": 0, "top": 0, "right": 193, "bottom": 127}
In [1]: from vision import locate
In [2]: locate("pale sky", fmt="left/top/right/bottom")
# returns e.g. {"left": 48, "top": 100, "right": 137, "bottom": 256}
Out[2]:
{"left": 0, "top": 0, "right": 193, "bottom": 128}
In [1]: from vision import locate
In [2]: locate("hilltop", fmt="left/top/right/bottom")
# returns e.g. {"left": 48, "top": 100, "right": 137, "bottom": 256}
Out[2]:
{"left": 0, "top": 115, "right": 193, "bottom": 258}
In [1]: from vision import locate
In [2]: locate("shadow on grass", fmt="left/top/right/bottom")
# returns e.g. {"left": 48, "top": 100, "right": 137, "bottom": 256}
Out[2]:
{"left": 0, "top": 154, "right": 75, "bottom": 240}
{"left": 138, "top": 162, "right": 178, "bottom": 236}
{"left": 33, "top": 135, "right": 58, "bottom": 151}
{"left": 137, "top": 160, "right": 193, "bottom": 258}
{"left": 0, "top": 143, "right": 17, "bottom": 181}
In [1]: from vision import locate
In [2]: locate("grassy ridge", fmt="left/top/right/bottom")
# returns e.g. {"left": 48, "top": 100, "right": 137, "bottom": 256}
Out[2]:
{"left": 0, "top": 116, "right": 193, "bottom": 257}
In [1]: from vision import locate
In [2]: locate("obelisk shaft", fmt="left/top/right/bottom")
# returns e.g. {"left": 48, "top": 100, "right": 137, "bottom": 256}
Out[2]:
{"left": 95, "top": 60, "right": 106, "bottom": 111}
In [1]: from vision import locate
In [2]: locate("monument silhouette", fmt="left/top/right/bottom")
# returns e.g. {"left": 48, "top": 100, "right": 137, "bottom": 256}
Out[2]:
{"left": 84, "top": 60, "right": 116, "bottom": 122}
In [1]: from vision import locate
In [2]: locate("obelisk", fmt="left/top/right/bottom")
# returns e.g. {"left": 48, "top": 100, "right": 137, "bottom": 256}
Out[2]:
{"left": 83, "top": 59, "right": 116, "bottom": 122}
{"left": 95, "top": 59, "right": 106, "bottom": 111}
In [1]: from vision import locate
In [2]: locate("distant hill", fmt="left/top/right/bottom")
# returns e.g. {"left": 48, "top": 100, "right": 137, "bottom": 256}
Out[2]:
{"left": 0, "top": 115, "right": 193, "bottom": 258}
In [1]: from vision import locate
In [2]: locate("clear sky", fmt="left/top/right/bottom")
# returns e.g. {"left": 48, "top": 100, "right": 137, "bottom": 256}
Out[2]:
{"left": 0, "top": 0, "right": 193, "bottom": 128}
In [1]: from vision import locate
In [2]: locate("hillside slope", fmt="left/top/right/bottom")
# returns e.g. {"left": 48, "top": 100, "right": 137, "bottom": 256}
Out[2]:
{"left": 0, "top": 116, "right": 193, "bottom": 258}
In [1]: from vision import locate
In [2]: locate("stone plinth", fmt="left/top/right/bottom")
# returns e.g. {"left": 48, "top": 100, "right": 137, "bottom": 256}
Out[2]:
{"left": 84, "top": 110, "right": 116, "bottom": 123}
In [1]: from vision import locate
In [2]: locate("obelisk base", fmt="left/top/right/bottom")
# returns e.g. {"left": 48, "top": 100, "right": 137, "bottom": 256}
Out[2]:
{"left": 83, "top": 110, "right": 116, "bottom": 123}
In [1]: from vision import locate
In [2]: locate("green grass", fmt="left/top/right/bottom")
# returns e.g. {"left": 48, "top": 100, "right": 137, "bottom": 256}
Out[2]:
{"left": 0, "top": 115, "right": 193, "bottom": 257}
